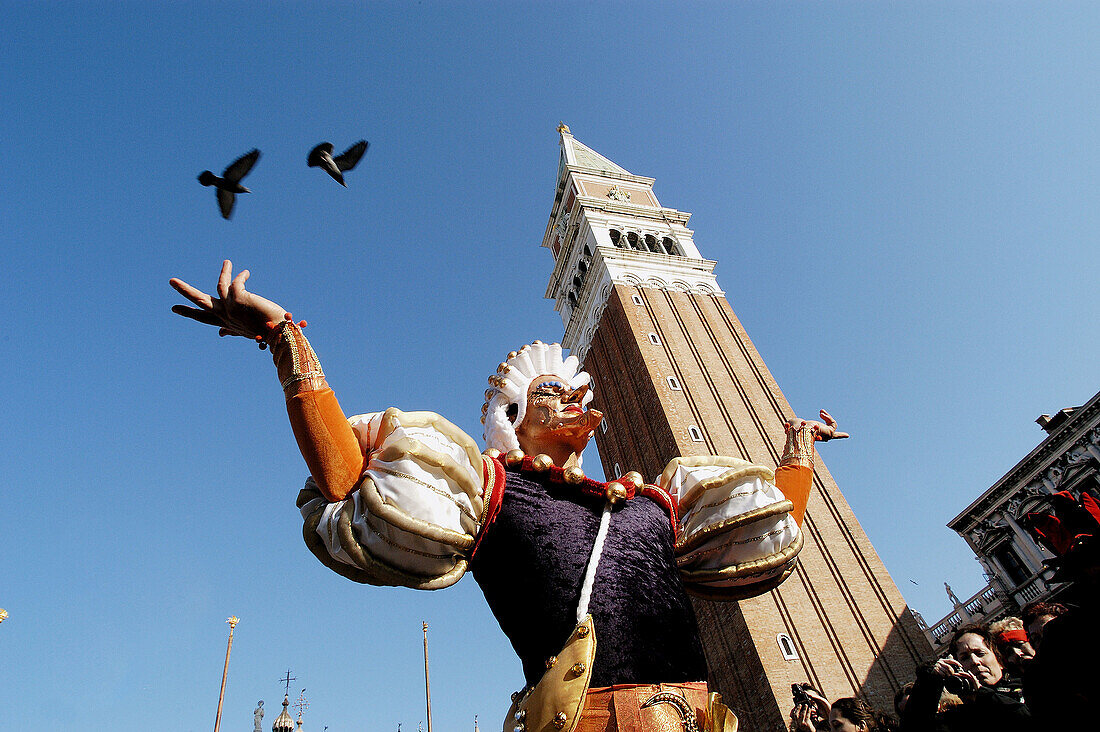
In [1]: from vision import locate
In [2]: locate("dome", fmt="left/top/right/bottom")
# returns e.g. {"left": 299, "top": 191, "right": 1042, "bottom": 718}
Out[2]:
{"left": 272, "top": 695, "right": 294, "bottom": 732}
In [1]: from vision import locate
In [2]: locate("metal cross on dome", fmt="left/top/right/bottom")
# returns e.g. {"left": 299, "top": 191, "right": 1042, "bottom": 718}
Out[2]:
{"left": 280, "top": 670, "right": 296, "bottom": 696}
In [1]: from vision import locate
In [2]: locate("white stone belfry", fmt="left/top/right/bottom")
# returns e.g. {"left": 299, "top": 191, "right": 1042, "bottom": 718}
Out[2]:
{"left": 542, "top": 126, "right": 723, "bottom": 361}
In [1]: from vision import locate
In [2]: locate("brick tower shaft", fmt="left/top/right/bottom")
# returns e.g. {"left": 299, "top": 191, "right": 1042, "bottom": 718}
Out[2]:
{"left": 541, "top": 125, "right": 931, "bottom": 730}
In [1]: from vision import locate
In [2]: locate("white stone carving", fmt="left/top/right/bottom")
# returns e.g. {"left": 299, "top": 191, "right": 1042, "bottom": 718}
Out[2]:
{"left": 607, "top": 185, "right": 631, "bottom": 202}
{"left": 555, "top": 209, "right": 571, "bottom": 240}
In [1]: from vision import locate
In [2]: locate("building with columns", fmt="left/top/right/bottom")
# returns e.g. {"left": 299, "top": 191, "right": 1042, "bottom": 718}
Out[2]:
{"left": 540, "top": 125, "right": 931, "bottom": 731}
{"left": 923, "top": 389, "right": 1100, "bottom": 652}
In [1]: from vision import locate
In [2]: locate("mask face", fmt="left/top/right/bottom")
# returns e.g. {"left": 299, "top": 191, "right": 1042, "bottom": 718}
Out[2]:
{"left": 515, "top": 374, "right": 602, "bottom": 456}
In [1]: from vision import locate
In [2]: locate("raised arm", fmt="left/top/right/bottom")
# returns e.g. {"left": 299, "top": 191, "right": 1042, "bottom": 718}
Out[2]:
{"left": 776, "top": 409, "right": 848, "bottom": 526}
{"left": 170, "top": 260, "right": 364, "bottom": 500}
{"left": 666, "top": 410, "right": 847, "bottom": 599}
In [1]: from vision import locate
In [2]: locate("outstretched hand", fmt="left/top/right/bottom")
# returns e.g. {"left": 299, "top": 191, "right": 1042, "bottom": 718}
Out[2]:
{"left": 170, "top": 260, "right": 288, "bottom": 343}
{"left": 785, "top": 410, "right": 850, "bottom": 442}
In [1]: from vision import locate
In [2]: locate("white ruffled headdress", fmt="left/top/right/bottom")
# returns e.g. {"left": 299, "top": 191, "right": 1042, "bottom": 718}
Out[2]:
{"left": 481, "top": 340, "right": 593, "bottom": 454}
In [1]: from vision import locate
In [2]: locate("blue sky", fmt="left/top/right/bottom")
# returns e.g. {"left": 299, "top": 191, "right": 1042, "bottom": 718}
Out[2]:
{"left": 2, "top": 2, "right": 1099, "bottom": 730}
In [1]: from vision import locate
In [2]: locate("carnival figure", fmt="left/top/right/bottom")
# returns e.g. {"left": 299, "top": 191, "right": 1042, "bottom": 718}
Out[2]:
{"left": 171, "top": 261, "right": 847, "bottom": 732}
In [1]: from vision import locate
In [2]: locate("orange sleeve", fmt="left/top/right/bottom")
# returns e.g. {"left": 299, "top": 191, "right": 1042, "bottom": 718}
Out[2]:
{"left": 268, "top": 320, "right": 364, "bottom": 502}
{"left": 775, "top": 423, "right": 816, "bottom": 527}
{"left": 774, "top": 464, "right": 813, "bottom": 527}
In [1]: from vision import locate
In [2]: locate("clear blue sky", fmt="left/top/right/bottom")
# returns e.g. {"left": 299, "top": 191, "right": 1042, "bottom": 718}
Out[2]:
{"left": 3, "top": 2, "right": 1098, "bottom": 730}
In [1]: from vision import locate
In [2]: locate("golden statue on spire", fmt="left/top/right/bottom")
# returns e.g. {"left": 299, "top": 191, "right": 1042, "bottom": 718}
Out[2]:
{"left": 557, "top": 121, "right": 570, "bottom": 134}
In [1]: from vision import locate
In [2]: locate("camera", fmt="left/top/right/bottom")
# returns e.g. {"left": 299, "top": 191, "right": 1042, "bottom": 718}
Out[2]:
{"left": 943, "top": 674, "right": 970, "bottom": 694}
{"left": 791, "top": 683, "right": 812, "bottom": 705}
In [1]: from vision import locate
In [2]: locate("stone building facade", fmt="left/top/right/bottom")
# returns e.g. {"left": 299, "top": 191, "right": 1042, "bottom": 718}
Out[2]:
{"left": 924, "top": 389, "right": 1100, "bottom": 652}
{"left": 539, "top": 126, "right": 931, "bottom": 731}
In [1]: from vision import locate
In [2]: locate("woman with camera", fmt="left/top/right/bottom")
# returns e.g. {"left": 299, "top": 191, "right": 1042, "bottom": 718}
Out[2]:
{"left": 901, "top": 624, "right": 1030, "bottom": 731}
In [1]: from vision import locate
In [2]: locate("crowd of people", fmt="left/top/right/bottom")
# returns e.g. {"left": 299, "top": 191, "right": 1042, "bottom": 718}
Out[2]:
{"left": 787, "top": 481, "right": 1100, "bottom": 730}
{"left": 788, "top": 596, "right": 1089, "bottom": 729}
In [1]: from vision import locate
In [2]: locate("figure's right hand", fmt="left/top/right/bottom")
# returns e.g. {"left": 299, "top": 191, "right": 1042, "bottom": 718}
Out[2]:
{"left": 170, "top": 260, "right": 288, "bottom": 342}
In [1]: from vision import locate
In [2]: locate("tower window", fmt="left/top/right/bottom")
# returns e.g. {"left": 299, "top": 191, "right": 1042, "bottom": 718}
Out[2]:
{"left": 583, "top": 245, "right": 592, "bottom": 257}
{"left": 601, "top": 420, "right": 608, "bottom": 434}
{"left": 667, "top": 376, "right": 682, "bottom": 391}
{"left": 627, "top": 232, "right": 643, "bottom": 251}
{"left": 648, "top": 333, "right": 661, "bottom": 345}
{"left": 777, "top": 634, "right": 799, "bottom": 660}
{"left": 578, "top": 259, "right": 588, "bottom": 274}
{"left": 609, "top": 229, "right": 623, "bottom": 248}
{"left": 631, "top": 294, "right": 644, "bottom": 306}
{"left": 688, "top": 425, "right": 703, "bottom": 442}
{"left": 613, "top": 463, "right": 621, "bottom": 476}
{"left": 567, "top": 292, "right": 577, "bottom": 308}
{"left": 662, "top": 237, "right": 677, "bottom": 255}
{"left": 645, "top": 234, "right": 660, "bottom": 253}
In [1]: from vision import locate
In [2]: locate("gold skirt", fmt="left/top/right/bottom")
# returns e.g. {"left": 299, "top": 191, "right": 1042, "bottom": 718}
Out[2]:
{"left": 573, "top": 683, "right": 736, "bottom": 732}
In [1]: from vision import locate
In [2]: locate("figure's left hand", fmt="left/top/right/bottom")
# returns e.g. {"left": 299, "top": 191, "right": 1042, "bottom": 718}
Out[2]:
{"left": 785, "top": 410, "right": 849, "bottom": 442}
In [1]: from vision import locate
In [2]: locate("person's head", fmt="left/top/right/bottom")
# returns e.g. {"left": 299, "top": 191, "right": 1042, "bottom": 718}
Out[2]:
{"left": 988, "top": 616, "right": 1035, "bottom": 672}
{"left": 892, "top": 683, "right": 913, "bottom": 717}
{"left": 1021, "top": 600, "right": 1069, "bottom": 650}
{"left": 950, "top": 624, "right": 1004, "bottom": 687}
{"left": 828, "top": 698, "right": 876, "bottom": 732}
{"left": 482, "top": 342, "right": 602, "bottom": 463}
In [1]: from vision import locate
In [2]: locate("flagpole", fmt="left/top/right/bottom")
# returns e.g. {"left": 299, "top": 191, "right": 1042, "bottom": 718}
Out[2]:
{"left": 214, "top": 616, "right": 239, "bottom": 732}
{"left": 423, "top": 621, "right": 433, "bottom": 732}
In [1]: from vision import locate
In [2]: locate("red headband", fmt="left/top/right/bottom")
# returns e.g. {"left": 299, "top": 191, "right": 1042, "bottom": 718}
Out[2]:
{"left": 996, "top": 628, "right": 1029, "bottom": 644}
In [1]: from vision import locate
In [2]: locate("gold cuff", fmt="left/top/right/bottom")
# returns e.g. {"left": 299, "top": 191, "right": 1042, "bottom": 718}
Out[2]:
{"left": 779, "top": 424, "right": 815, "bottom": 469}
{"left": 269, "top": 321, "right": 327, "bottom": 396}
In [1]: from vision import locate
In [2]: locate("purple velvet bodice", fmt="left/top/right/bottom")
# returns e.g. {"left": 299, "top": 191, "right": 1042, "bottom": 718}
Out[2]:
{"left": 469, "top": 468, "right": 708, "bottom": 688}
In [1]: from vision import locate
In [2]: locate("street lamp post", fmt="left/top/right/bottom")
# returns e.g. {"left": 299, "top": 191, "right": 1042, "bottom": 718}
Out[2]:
{"left": 423, "top": 621, "right": 433, "bottom": 732}
{"left": 214, "top": 616, "right": 239, "bottom": 732}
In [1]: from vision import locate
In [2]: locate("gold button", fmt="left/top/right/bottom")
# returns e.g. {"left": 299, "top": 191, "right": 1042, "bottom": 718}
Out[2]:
{"left": 564, "top": 466, "right": 585, "bottom": 484}
{"left": 484, "top": 448, "right": 502, "bottom": 459}
{"left": 553, "top": 712, "right": 568, "bottom": 729}
{"left": 545, "top": 655, "right": 557, "bottom": 669}
{"left": 623, "top": 471, "right": 644, "bottom": 489}
{"left": 570, "top": 662, "right": 586, "bottom": 676}
{"left": 606, "top": 482, "right": 627, "bottom": 504}
{"left": 532, "top": 454, "right": 554, "bottom": 471}
{"left": 506, "top": 449, "right": 525, "bottom": 466}
{"left": 576, "top": 625, "right": 590, "bottom": 638}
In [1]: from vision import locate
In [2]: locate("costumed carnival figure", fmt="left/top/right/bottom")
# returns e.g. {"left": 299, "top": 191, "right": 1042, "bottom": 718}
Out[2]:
{"left": 171, "top": 261, "right": 848, "bottom": 732}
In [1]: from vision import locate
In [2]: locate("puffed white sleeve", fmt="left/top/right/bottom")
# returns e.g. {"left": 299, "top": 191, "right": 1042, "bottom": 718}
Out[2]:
{"left": 660, "top": 455, "right": 803, "bottom": 600}
{"left": 296, "top": 407, "right": 499, "bottom": 590}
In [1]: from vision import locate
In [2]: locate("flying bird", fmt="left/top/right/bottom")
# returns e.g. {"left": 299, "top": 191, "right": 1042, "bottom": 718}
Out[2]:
{"left": 308, "top": 140, "right": 368, "bottom": 186}
{"left": 197, "top": 148, "right": 261, "bottom": 219}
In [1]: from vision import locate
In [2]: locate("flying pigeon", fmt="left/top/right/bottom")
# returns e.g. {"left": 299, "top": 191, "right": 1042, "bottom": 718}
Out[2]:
{"left": 308, "top": 140, "right": 368, "bottom": 186}
{"left": 197, "top": 148, "right": 261, "bottom": 219}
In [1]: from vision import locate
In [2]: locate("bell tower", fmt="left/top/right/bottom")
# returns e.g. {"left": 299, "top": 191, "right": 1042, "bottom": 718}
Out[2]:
{"left": 541, "top": 125, "right": 931, "bottom": 731}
